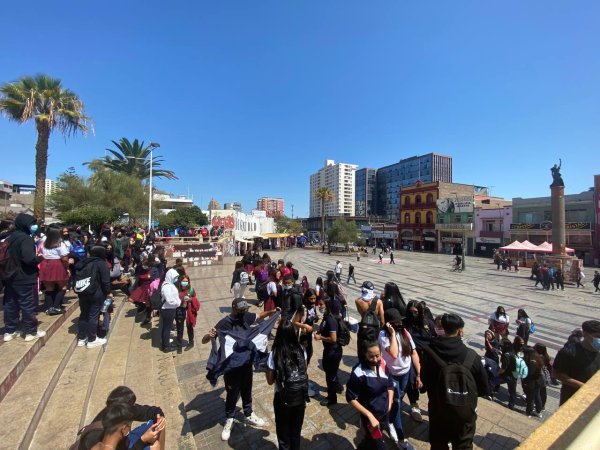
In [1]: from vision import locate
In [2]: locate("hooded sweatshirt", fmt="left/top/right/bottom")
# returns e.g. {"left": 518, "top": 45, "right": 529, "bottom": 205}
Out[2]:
{"left": 422, "top": 336, "right": 489, "bottom": 401}
{"left": 7, "top": 213, "right": 39, "bottom": 285}
{"left": 161, "top": 268, "right": 181, "bottom": 309}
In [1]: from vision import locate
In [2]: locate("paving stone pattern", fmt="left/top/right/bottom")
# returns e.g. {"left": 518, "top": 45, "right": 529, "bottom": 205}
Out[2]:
{"left": 173, "top": 249, "right": 594, "bottom": 449}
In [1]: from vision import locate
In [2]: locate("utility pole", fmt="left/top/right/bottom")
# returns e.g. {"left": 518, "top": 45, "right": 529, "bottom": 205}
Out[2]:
{"left": 291, "top": 204, "right": 294, "bottom": 219}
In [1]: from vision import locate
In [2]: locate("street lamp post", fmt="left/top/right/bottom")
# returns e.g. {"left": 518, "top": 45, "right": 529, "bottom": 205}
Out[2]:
{"left": 451, "top": 191, "right": 466, "bottom": 270}
{"left": 125, "top": 142, "right": 159, "bottom": 229}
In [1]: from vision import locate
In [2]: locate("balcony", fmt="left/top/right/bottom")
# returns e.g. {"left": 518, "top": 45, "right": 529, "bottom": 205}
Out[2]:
{"left": 480, "top": 231, "right": 503, "bottom": 238}
{"left": 400, "top": 223, "right": 435, "bottom": 229}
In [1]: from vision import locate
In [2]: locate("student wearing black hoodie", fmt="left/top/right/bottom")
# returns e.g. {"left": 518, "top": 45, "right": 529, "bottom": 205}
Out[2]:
{"left": 3, "top": 213, "right": 46, "bottom": 343}
{"left": 421, "top": 313, "right": 489, "bottom": 450}
{"left": 74, "top": 245, "right": 112, "bottom": 348}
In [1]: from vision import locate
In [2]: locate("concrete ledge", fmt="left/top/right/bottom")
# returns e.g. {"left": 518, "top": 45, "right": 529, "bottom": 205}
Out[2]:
{"left": 518, "top": 370, "right": 600, "bottom": 449}
{"left": 0, "top": 298, "right": 79, "bottom": 403}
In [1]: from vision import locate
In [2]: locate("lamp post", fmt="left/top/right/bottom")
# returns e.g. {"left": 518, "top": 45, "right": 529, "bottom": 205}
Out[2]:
{"left": 125, "top": 142, "right": 160, "bottom": 229}
{"left": 450, "top": 191, "right": 466, "bottom": 270}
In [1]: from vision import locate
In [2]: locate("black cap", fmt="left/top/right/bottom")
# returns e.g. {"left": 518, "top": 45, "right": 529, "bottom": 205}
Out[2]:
{"left": 232, "top": 298, "right": 249, "bottom": 311}
{"left": 361, "top": 280, "right": 374, "bottom": 291}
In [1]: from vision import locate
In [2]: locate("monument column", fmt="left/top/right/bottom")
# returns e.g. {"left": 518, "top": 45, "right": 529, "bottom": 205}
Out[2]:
{"left": 551, "top": 185, "right": 566, "bottom": 256}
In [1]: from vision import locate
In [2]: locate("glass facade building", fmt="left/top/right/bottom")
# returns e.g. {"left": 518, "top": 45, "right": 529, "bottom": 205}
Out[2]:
{"left": 355, "top": 168, "right": 377, "bottom": 217}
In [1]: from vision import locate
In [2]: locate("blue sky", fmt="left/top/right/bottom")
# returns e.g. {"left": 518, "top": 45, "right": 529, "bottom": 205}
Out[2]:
{"left": 1, "top": 1, "right": 599, "bottom": 218}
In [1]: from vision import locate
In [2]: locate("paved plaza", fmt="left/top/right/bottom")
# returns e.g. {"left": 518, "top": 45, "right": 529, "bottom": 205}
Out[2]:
{"left": 1, "top": 248, "right": 597, "bottom": 449}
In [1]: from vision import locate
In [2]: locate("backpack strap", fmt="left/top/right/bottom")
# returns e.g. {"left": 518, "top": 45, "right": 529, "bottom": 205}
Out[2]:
{"left": 463, "top": 350, "right": 477, "bottom": 369}
{"left": 367, "top": 299, "right": 378, "bottom": 313}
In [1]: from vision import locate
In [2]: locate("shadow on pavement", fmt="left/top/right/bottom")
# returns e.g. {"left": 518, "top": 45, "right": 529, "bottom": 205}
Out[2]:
{"left": 302, "top": 432, "right": 356, "bottom": 449}
{"left": 185, "top": 387, "right": 226, "bottom": 434}
{"left": 475, "top": 432, "right": 520, "bottom": 449}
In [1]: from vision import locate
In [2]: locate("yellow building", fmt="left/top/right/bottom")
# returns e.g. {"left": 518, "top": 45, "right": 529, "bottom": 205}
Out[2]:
{"left": 399, "top": 181, "right": 439, "bottom": 251}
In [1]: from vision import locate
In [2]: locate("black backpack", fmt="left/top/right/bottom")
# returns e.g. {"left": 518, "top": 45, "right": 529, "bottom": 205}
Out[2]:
{"left": 335, "top": 315, "right": 351, "bottom": 346}
{"left": 292, "top": 268, "right": 299, "bottom": 281}
{"left": 257, "top": 281, "right": 270, "bottom": 302}
{"left": 274, "top": 351, "right": 309, "bottom": 407}
{"left": 361, "top": 299, "right": 380, "bottom": 329}
{"left": 69, "top": 420, "right": 103, "bottom": 450}
{"left": 73, "top": 259, "right": 100, "bottom": 295}
{"left": 423, "top": 346, "right": 479, "bottom": 421}
{"left": 0, "top": 236, "right": 21, "bottom": 281}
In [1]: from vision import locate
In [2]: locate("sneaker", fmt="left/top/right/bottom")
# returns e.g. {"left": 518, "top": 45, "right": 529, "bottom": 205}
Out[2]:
{"left": 3, "top": 332, "right": 18, "bottom": 342}
{"left": 320, "top": 398, "right": 337, "bottom": 407}
{"left": 245, "top": 412, "right": 266, "bottom": 427}
{"left": 24, "top": 330, "right": 46, "bottom": 342}
{"left": 410, "top": 406, "right": 423, "bottom": 422}
{"left": 399, "top": 439, "right": 417, "bottom": 450}
{"left": 308, "top": 386, "right": 317, "bottom": 397}
{"left": 221, "top": 418, "right": 234, "bottom": 441}
{"left": 388, "top": 424, "right": 399, "bottom": 443}
{"left": 77, "top": 339, "right": 88, "bottom": 347}
{"left": 86, "top": 337, "right": 107, "bottom": 348}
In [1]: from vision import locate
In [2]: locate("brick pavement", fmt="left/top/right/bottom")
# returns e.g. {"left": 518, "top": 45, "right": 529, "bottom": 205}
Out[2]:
{"left": 173, "top": 249, "right": 589, "bottom": 449}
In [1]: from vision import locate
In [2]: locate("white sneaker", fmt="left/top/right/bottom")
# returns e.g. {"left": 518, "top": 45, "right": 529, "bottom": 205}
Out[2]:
{"left": 399, "top": 439, "right": 417, "bottom": 450}
{"left": 221, "top": 418, "right": 234, "bottom": 441}
{"left": 246, "top": 412, "right": 266, "bottom": 427}
{"left": 77, "top": 339, "right": 87, "bottom": 347}
{"left": 24, "top": 330, "right": 46, "bottom": 342}
{"left": 3, "top": 332, "right": 18, "bottom": 342}
{"left": 410, "top": 406, "right": 423, "bottom": 422}
{"left": 86, "top": 337, "right": 107, "bottom": 348}
{"left": 388, "top": 424, "right": 399, "bottom": 443}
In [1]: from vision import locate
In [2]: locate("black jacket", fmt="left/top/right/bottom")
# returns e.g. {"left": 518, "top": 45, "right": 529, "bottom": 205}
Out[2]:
{"left": 422, "top": 336, "right": 489, "bottom": 399}
{"left": 7, "top": 214, "right": 39, "bottom": 285}
{"left": 74, "top": 256, "right": 111, "bottom": 297}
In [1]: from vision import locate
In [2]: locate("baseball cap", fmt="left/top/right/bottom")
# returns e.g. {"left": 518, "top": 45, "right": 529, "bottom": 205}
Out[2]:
{"left": 232, "top": 298, "right": 249, "bottom": 311}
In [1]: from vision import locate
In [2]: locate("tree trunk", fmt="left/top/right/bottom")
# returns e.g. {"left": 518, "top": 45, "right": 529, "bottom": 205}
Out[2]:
{"left": 320, "top": 200, "right": 325, "bottom": 244}
{"left": 34, "top": 121, "right": 50, "bottom": 220}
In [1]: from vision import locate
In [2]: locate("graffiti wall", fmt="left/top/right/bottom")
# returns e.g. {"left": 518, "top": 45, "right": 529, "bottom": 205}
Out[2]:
{"left": 165, "top": 242, "right": 223, "bottom": 266}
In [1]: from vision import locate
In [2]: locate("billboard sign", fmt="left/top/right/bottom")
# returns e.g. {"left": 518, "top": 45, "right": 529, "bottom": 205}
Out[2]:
{"left": 437, "top": 196, "right": 474, "bottom": 214}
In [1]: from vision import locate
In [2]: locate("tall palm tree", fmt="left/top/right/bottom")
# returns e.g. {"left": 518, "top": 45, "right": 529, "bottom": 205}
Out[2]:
{"left": 0, "top": 75, "right": 91, "bottom": 218}
{"left": 89, "top": 138, "right": 177, "bottom": 180}
{"left": 315, "top": 187, "right": 334, "bottom": 243}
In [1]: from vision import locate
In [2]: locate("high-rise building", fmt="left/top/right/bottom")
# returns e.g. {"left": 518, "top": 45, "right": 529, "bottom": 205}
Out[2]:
{"left": 256, "top": 197, "right": 284, "bottom": 217}
{"left": 309, "top": 160, "right": 358, "bottom": 218}
{"left": 376, "top": 153, "right": 452, "bottom": 222}
{"left": 45, "top": 179, "right": 59, "bottom": 197}
{"left": 224, "top": 202, "right": 242, "bottom": 212}
{"left": 208, "top": 198, "right": 221, "bottom": 211}
{"left": 355, "top": 168, "right": 377, "bottom": 217}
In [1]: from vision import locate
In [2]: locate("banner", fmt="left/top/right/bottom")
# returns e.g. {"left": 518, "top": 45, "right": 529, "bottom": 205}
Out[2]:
{"left": 437, "top": 196, "right": 474, "bottom": 214}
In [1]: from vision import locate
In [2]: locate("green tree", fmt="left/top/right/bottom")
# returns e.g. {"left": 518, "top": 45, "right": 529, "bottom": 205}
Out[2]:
{"left": 274, "top": 216, "right": 304, "bottom": 234}
{"left": 327, "top": 219, "right": 360, "bottom": 248}
{"left": 60, "top": 206, "right": 119, "bottom": 231}
{"left": 0, "top": 74, "right": 92, "bottom": 218}
{"left": 88, "top": 138, "right": 177, "bottom": 180}
{"left": 315, "top": 187, "right": 334, "bottom": 242}
{"left": 163, "top": 206, "right": 208, "bottom": 227}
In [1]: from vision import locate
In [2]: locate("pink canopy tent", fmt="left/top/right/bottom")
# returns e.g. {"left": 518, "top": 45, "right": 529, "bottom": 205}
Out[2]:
{"left": 532, "top": 241, "right": 575, "bottom": 254}
{"left": 521, "top": 240, "right": 540, "bottom": 251}
{"left": 499, "top": 241, "right": 529, "bottom": 251}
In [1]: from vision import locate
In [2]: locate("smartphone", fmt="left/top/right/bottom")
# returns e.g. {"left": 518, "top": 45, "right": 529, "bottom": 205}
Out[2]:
{"left": 367, "top": 423, "right": 383, "bottom": 440}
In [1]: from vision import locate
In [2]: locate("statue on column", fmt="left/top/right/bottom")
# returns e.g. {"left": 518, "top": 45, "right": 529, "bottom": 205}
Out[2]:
{"left": 550, "top": 159, "right": 564, "bottom": 187}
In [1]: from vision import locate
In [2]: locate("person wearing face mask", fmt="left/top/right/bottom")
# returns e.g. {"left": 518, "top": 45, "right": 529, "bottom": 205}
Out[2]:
{"left": 378, "top": 308, "right": 420, "bottom": 449}
{"left": 128, "top": 257, "right": 160, "bottom": 326}
{"left": 281, "top": 274, "right": 303, "bottom": 321}
{"left": 202, "top": 299, "right": 278, "bottom": 441}
{"left": 421, "top": 313, "right": 489, "bottom": 450}
{"left": 553, "top": 319, "right": 600, "bottom": 405}
{"left": 346, "top": 341, "right": 395, "bottom": 450}
{"left": 293, "top": 289, "right": 321, "bottom": 397}
{"left": 2, "top": 213, "right": 46, "bottom": 343}
{"left": 159, "top": 268, "right": 182, "bottom": 353}
{"left": 175, "top": 275, "right": 200, "bottom": 352}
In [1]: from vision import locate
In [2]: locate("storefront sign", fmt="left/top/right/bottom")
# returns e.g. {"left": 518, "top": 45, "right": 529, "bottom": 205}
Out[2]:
{"left": 476, "top": 237, "right": 501, "bottom": 244}
{"left": 442, "top": 237, "right": 463, "bottom": 243}
{"left": 435, "top": 223, "right": 473, "bottom": 231}
{"left": 424, "top": 237, "right": 436, "bottom": 242}
{"left": 372, "top": 231, "right": 398, "bottom": 239}
{"left": 437, "top": 196, "right": 474, "bottom": 214}
{"left": 510, "top": 222, "right": 591, "bottom": 230}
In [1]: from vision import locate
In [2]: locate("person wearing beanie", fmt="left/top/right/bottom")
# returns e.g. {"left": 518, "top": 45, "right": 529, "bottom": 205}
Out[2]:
{"left": 553, "top": 319, "right": 600, "bottom": 405}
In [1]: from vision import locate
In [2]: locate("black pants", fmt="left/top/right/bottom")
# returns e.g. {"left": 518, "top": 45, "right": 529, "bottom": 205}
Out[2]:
{"left": 3, "top": 282, "right": 39, "bottom": 335}
{"left": 160, "top": 308, "right": 176, "bottom": 350}
{"left": 323, "top": 345, "right": 342, "bottom": 401}
{"left": 224, "top": 363, "right": 254, "bottom": 418}
{"left": 274, "top": 392, "right": 305, "bottom": 450}
{"left": 175, "top": 308, "right": 194, "bottom": 346}
{"left": 77, "top": 293, "right": 103, "bottom": 342}
{"left": 429, "top": 409, "right": 476, "bottom": 450}
{"left": 523, "top": 378, "right": 543, "bottom": 414}
{"left": 357, "top": 414, "right": 388, "bottom": 450}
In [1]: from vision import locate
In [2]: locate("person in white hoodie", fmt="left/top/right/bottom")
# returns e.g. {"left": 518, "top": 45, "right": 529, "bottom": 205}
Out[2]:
{"left": 160, "top": 268, "right": 181, "bottom": 353}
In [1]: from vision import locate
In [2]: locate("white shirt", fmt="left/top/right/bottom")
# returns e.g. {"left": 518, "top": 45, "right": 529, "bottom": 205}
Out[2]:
{"left": 335, "top": 262, "right": 342, "bottom": 274}
{"left": 489, "top": 313, "right": 510, "bottom": 324}
{"left": 41, "top": 242, "right": 70, "bottom": 260}
{"left": 378, "top": 329, "right": 416, "bottom": 376}
{"left": 267, "top": 281, "right": 278, "bottom": 296}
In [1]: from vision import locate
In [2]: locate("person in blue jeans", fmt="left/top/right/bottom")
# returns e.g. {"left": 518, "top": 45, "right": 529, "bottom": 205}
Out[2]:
{"left": 378, "top": 308, "right": 421, "bottom": 449}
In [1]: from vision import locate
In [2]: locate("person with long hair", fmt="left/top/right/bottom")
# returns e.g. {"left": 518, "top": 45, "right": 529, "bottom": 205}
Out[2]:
{"left": 346, "top": 340, "right": 395, "bottom": 450}
{"left": 315, "top": 276, "right": 325, "bottom": 313}
{"left": 293, "top": 288, "right": 320, "bottom": 397}
{"left": 522, "top": 347, "right": 544, "bottom": 417}
{"left": 488, "top": 306, "right": 510, "bottom": 341}
{"left": 380, "top": 282, "right": 407, "bottom": 317}
{"left": 264, "top": 267, "right": 281, "bottom": 312}
{"left": 315, "top": 298, "right": 344, "bottom": 406}
{"left": 39, "top": 226, "right": 70, "bottom": 315}
{"left": 379, "top": 308, "right": 420, "bottom": 448}
{"left": 266, "top": 319, "right": 308, "bottom": 450}
{"left": 128, "top": 256, "right": 160, "bottom": 326}
{"left": 516, "top": 309, "right": 533, "bottom": 345}
{"left": 175, "top": 274, "right": 200, "bottom": 352}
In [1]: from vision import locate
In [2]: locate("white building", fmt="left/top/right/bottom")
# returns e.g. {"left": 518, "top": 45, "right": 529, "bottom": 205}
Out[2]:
{"left": 45, "top": 179, "right": 59, "bottom": 196}
{"left": 309, "top": 160, "right": 358, "bottom": 218}
{"left": 153, "top": 193, "right": 194, "bottom": 214}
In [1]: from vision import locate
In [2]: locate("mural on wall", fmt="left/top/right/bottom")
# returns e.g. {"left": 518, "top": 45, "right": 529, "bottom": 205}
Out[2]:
{"left": 211, "top": 215, "right": 235, "bottom": 229}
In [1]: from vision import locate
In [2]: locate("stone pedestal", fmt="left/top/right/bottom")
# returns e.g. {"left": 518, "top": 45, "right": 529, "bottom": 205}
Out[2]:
{"left": 551, "top": 185, "right": 566, "bottom": 256}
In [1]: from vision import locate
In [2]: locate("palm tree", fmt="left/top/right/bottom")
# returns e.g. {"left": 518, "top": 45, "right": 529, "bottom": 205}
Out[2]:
{"left": 89, "top": 138, "right": 177, "bottom": 180}
{"left": 315, "top": 187, "right": 334, "bottom": 243}
{"left": 0, "top": 75, "right": 91, "bottom": 218}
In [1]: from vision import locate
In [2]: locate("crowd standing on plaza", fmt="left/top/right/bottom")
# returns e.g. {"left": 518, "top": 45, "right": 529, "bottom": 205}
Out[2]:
{"left": 2, "top": 215, "right": 599, "bottom": 449}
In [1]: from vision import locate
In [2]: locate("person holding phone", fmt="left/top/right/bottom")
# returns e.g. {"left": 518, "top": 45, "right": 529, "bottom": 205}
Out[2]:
{"left": 346, "top": 341, "right": 395, "bottom": 450}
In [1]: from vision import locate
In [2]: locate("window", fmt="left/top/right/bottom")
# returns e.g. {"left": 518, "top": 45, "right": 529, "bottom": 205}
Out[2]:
{"left": 426, "top": 193, "right": 433, "bottom": 204}
{"left": 404, "top": 196, "right": 410, "bottom": 206}
{"left": 415, "top": 212, "right": 421, "bottom": 224}
{"left": 426, "top": 211, "right": 433, "bottom": 224}
{"left": 416, "top": 195, "right": 422, "bottom": 205}
{"left": 404, "top": 212, "right": 410, "bottom": 224}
